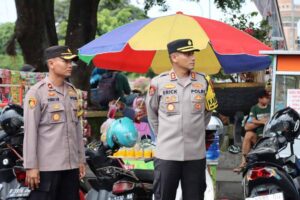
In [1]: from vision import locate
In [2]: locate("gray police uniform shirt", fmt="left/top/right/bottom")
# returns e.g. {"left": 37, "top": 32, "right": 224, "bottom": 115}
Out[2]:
{"left": 146, "top": 70, "right": 211, "bottom": 161}
{"left": 23, "top": 77, "right": 85, "bottom": 171}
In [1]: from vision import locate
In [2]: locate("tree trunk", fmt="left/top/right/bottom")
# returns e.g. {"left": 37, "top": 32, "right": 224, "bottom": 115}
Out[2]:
{"left": 13, "top": 0, "right": 58, "bottom": 72}
{"left": 65, "top": 0, "right": 100, "bottom": 90}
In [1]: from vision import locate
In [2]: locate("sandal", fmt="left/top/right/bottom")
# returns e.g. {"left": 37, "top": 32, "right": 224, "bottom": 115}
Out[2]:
{"left": 228, "top": 145, "right": 241, "bottom": 154}
{"left": 233, "top": 163, "right": 246, "bottom": 174}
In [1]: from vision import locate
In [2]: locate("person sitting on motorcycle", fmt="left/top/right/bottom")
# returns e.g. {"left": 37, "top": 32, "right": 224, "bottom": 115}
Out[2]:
{"left": 233, "top": 89, "right": 270, "bottom": 173}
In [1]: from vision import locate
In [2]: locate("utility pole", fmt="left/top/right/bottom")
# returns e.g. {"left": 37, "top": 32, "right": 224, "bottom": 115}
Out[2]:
{"left": 209, "top": 0, "right": 211, "bottom": 19}
{"left": 292, "top": 0, "right": 295, "bottom": 49}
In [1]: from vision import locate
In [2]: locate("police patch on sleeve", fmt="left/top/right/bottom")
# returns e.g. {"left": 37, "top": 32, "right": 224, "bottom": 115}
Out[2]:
{"left": 149, "top": 85, "right": 156, "bottom": 96}
{"left": 28, "top": 97, "right": 37, "bottom": 109}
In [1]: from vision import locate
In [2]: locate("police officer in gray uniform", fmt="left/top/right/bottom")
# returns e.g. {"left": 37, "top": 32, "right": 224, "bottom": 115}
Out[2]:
{"left": 23, "top": 46, "right": 86, "bottom": 200}
{"left": 146, "top": 39, "right": 212, "bottom": 200}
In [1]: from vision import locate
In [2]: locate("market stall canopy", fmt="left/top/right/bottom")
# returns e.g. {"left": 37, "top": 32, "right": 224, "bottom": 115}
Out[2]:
{"left": 79, "top": 12, "right": 272, "bottom": 75}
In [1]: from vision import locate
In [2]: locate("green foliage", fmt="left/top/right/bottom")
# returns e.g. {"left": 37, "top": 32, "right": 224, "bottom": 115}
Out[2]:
{"left": 142, "top": 0, "right": 245, "bottom": 13}
{"left": 225, "top": 12, "right": 271, "bottom": 45}
{"left": 0, "top": 23, "right": 15, "bottom": 54}
{"left": 54, "top": 0, "right": 70, "bottom": 42}
{"left": 0, "top": 54, "right": 23, "bottom": 70}
{"left": 97, "top": 6, "right": 147, "bottom": 36}
{"left": 214, "top": 0, "right": 245, "bottom": 11}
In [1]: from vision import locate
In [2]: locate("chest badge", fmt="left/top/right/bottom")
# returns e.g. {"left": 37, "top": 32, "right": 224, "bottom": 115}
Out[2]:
{"left": 195, "top": 103, "right": 202, "bottom": 110}
{"left": 167, "top": 104, "right": 175, "bottom": 111}
{"left": 53, "top": 104, "right": 60, "bottom": 110}
{"left": 195, "top": 95, "right": 202, "bottom": 101}
{"left": 52, "top": 113, "right": 61, "bottom": 121}
{"left": 164, "top": 83, "right": 176, "bottom": 89}
{"left": 48, "top": 91, "right": 56, "bottom": 97}
{"left": 192, "top": 83, "right": 203, "bottom": 89}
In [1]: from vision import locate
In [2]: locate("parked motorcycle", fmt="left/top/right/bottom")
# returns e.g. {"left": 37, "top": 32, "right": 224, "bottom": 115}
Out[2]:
{"left": 0, "top": 104, "right": 30, "bottom": 199}
{"left": 84, "top": 116, "right": 219, "bottom": 200}
{"left": 243, "top": 107, "right": 300, "bottom": 200}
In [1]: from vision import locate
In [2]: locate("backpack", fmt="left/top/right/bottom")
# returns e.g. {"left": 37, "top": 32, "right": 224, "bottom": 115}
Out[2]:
{"left": 90, "top": 72, "right": 118, "bottom": 107}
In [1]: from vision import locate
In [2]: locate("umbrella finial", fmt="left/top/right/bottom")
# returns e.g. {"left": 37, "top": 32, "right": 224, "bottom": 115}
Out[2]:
{"left": 176, "top": 11, "right": 183, "bottom": 14}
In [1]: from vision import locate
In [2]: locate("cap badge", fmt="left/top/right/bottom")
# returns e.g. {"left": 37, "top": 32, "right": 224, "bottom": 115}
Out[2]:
{"left": 188, "top": 40, "right": 192, "bottom": 46}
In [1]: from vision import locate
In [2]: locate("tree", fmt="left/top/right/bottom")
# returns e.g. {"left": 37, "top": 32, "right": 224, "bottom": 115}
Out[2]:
{"left": 142, "top": 0, "right": 245, "bottom": 12}
{"left": 0, "top": 23, "right": 15, "bottom": 54}
{"left": 7, "top": 0, "right": 57, "bottom": 72}
{"left": 8, "top": 0, "right": 246, "bottom": 89}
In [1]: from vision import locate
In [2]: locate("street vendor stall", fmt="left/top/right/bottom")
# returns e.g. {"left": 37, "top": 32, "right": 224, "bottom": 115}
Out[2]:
{"left": 260, "top": 51, "right": 300, "bottom": 116}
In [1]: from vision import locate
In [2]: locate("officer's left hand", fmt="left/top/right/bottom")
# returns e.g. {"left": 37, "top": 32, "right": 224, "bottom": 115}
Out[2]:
{"left": 79, "top": 163, "right": 86, "bottom": 179}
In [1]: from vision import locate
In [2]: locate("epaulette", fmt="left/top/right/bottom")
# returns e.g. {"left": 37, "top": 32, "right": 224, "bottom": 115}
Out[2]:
{"left": 30, "top": 79, "right": 46, "bottom": 90}
{"left": 65, "top": 81, "right": 76, "bottom": 91}
{"left": 195, "top": 72, "right": 206, "bottom": 77}
{"left": 158, "top": 72, "right": 168, "bottom": 78}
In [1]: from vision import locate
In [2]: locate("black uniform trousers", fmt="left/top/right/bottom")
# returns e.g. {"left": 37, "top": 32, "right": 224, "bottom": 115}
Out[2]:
{"left": 153, "top": 158, "right": 206, "bottom": 200}
{"left": 29, "top": 169, "right": 80, "bottom": 200}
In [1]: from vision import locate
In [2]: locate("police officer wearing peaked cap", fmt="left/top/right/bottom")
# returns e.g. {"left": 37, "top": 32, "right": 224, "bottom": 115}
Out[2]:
{"left": 146, "top": 39, "right": 213, "bottom": 200}
{"left": 23, "top": 45, "right": 85, "bottom": 200}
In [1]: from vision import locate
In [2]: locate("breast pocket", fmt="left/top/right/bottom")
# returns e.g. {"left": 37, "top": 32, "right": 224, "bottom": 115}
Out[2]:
{"left": 71, "top": 103, "right": 79, "bottom": 123}
{"left": 160, "top": 95, "right": 180, "bottom": 115}
{"left": 191, "top": 94, "right": 205, "bottom": 114}
{"left": 47, "top": 102, "right": 66, "bottom": 124}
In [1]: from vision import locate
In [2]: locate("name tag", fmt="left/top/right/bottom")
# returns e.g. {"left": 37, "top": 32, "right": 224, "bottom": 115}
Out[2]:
{"left": 70, "top": 96, "right": 77, "bottom": 100}
{"left": 163, "top": 89, "right": 177, "bottom": 95}
{"left": 48, "top": 97, "right": 59, "bottom": 102}
{"left": 191, "top": 89, "right": 205, "bottom": 94}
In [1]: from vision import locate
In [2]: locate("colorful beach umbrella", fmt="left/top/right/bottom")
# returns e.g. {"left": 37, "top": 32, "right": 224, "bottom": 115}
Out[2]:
{"left": 78, "top": 12, "right": 272, "bottom": 75}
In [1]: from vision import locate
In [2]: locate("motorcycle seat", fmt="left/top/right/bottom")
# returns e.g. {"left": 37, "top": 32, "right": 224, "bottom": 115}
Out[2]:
{"left": 133, "top": 169, "right": 153, "bottom": 183}
{"left": 248, "top": 147, "right": 276, "bottom": 155}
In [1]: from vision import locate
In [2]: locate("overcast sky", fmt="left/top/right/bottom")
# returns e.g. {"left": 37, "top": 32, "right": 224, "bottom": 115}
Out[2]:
{"left": 4, "top": 0, "right": 300, "bottom": 25}
{"left": 0, "top": 0, "right": 261, "bottom": 24}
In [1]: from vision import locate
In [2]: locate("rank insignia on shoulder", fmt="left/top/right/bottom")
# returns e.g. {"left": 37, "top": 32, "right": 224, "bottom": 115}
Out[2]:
{"left": 170, "top": 72, "right": 177, "bottom": 80}
{"left": 149, "top": 85, "right": 156, "bottom": 96}
{"left": 28, "top": 97, "right": 37, "bottom": 109}
{"left": 164, "top": 83, "right": 176, "bottom": 89}
{"left": 47, "top": 83, "right": 53, "bottom": 89}
{"left": 191, "top": 72, "right": 196, "bottom": 80}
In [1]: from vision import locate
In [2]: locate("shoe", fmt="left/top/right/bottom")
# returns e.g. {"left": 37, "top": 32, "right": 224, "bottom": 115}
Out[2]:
{"left": 233, "top": 163, "right": 246, "bottom": 174}
{"left": 228, "top": 145, "right": 241, "bottom": 154}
